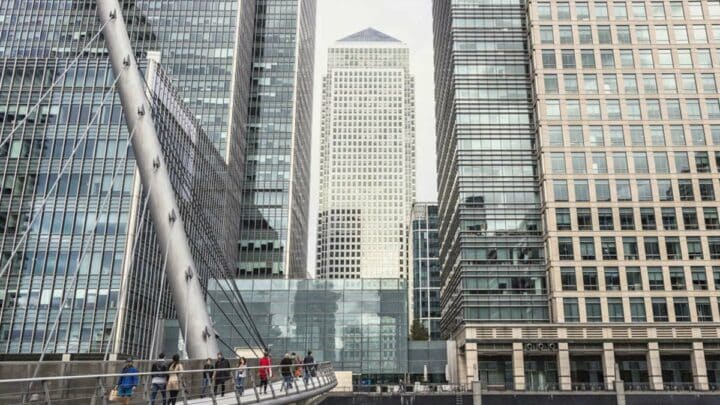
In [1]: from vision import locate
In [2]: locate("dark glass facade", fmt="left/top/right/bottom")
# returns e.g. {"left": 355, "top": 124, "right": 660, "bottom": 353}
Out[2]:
{"left": 433, "top": 0, "right": 548, "bottom": 339}
{"left": 208, "top": 278, "right": 408, "bottom": 375}
{"left": 411, "top": 203, "right": 441, "bottom": 340}
{"left": 0, "top": 0, "right": 249, "bottom": 357}
{"left": 238, "top": 0, "right": 316, "bottom": 279}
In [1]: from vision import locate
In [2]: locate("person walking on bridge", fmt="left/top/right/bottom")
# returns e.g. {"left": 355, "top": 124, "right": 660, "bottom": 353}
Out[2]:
{"left": 116, "top": 357, "right": 139, "bottom": 405}
{"left": 280, "top": 353, "right": 294, "bottom": 392}
{"left": 201, "top": 358, "right": 213, "bottom": 398}
{"left": 213, "top": 352, "right": 231, "bottom": 397}
{"left": 166, "top": 354, "right": 184, "bottom": 405}
{"left": 303, "top": 351, "right": 315, "bottom": 383}
{"left": 258, "top": 352, "right": 272, "bottom": 394}
{"left": 235, "top": 357, "right": 248, "bottom": 396}
{"left": 150, "top": 352, "right": 168, "bottom": 405}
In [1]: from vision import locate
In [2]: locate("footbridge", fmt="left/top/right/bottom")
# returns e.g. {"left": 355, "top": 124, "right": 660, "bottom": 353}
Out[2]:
{"left": 0, "top": 361, "right": 337, "bottom": 404}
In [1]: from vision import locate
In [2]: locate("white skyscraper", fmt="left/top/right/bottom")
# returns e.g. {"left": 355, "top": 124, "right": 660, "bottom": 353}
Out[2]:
{"left": 316, "top": 28, "right": 416, "bottom": 279}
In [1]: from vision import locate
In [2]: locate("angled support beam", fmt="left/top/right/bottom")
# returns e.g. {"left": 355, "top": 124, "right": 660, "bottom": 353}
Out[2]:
{"left": 95, "top": 0, "right": 219, "bottom": 359}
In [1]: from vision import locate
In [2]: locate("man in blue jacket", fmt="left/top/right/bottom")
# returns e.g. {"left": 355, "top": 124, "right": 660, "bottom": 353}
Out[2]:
{"left": 117, "top": 357, "right": 139, "bottom": 405}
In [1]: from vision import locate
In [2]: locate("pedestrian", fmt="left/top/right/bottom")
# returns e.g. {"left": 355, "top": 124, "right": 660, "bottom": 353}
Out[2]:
{"left": 235, "top": 357, "right": 247, "bottom": 396}
{"left": 201, "top": 358, "right": 213, "bottom": 398}
{"left": 293, "top": 352, "right": 303, "bottom": 378}
{"left": 213, "top": 352, "right": 231, "bottom": 397}
{"left": 303, "top": 351, "right": 315, "bottom": 383}
{"left": 258, "top": 352, "right": 272, "bottom": 394}
{"left": 116, "top": 357, "right": 138, "bottom": 405}
{"left": 150, "top": 353, "right": 168, "bottom": 405}
{"left": 166, "top": 354, "right": 184, "bottom": 405}
{"left": 280, "top": 353, "right": 294, "bottom": 391}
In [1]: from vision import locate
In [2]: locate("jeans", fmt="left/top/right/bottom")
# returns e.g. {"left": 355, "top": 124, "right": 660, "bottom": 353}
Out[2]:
{"left": 150, "top": 383, "right": 166, "bottom": 405}
{"left": 283, "top": 375, "right": 293, "bottom": 391}
{"left": 235, "top": 376, "right": 245, "bottom": 395}
{"left": 201, "top": 377, "right": 211, "bottom": 397}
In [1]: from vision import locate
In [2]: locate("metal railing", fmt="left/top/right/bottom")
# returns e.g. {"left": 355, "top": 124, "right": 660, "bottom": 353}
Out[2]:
{"left": 0, "top": 361, "right": 337, "bottom": 405}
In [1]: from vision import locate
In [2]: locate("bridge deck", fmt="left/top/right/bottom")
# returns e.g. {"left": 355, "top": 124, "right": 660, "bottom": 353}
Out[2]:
{"left": 188, "top": 376, "right": 333, "bottom": 405}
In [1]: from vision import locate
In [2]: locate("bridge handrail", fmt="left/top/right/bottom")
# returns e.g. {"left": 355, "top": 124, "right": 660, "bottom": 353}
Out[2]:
{"left": 0, "top": 362, "right": 332, "bottom": 384}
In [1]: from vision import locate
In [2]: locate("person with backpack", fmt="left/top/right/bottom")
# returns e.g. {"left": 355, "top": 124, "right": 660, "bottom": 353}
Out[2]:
{"left": 116, "top": 357, "right": 139, "bottom": 405}
{"left": 303, "top": 351, "right": 315, "bottom": 383}
{"left": 213, "top": 352, "right": 231, "bottom": 397}
{"left": 150, "top": 353, "right": 168, "bottom": 405}
{"left": 166, "top": 354, "right": 184, "bottom": 405}
{"left": 258, "top": 352, "right": 272, "bottom": 394}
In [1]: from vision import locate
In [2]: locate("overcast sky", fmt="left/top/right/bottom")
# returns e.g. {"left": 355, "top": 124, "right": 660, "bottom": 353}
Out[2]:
{"left": 307, "top": 0, "right": 437, "bottom": 275}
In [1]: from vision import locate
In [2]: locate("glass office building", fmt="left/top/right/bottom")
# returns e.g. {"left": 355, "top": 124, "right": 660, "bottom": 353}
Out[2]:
{"left": 410, "top": 203, "right": 441, "bottom": 340}
{"left": 238, "top": 0, "right": 316, "bottom": 279}
{"left": 208, "top": 278, "right": 408, "bottom": 377}
{"left": 435, "top": 0, "right": 720, "bottom": 393}
{"left": 0, "top": 1, "right": 251, "bottom": 357}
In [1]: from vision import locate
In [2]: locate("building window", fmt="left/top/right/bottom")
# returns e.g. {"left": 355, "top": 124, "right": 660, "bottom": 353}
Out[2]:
{"left": 665, "top": 237, "right": 682, "bottom": 259}
{"left": 623, "top": 237, "right": 638, "bottom": 260}
{"left": 692, "top": 267, "right": 708, "bottom": 290}
{"left": 554, "top": 180, "right": 569, "bottom": 201}
{"left": 662, "top": 208, "right": 678, "bottom": 230}
{"left": 558, "top": 237, "right": 574, "bottom": 260}
{"left": 679, "top": 180, "right": 695, "bottom": 201}
{"left": 670, "top": 267, "right": 686, "bottom": 290}
{"left": 561, "top": 267, "right": 577, "bottom": 291}
{"left": 696, "top": 298, "right": 713, "bottom": 322}
{"left": 580, "top": 238, "right": 595, "bottom": 260}
{"left": 687, "top": 237, "right": 703, "bottom": 260}
{"left": 673, "top": 298, "right": 690, "bottom": 322}
{"left": 585, "top": 298, "right": 602, "bottom": 322}
{"left": 608, "top": 298, "right": 624, "bottom": 322}
{"left": 706, "top": 207, "right": 720, "bottom": 229}
{"left": 652, "top": 298, "right": 669, "bottom": 322}
{"left": 601, "top": 237, "right": 617, "bottom": 260}
{"left": 598, "top": 208, "right": 614, "bottom": 230}
{"left": 604, "top": 267, "right": 620, "bottom": 290}
{"left": 619, "top": 208, "right": 635, "bottom": 230}
{"left": 699, "top": 180, "right": 715, "bottom": 201}
{"left": 644, "top": 237, "right": 660, "bottom": 260}
{"left": 626, "top": 267, "right": 642, "bottom": 291}
{"left": 564, "top": 298, "right": 580, "bottom": 322}
{"left": 708, "top": 237, "right": 720, "bottom": 259}
{"left": 582, "top": 267, "right": 598, "bottom": 290}
{"left": 648, "top": 267, "right": 664, "bottom": 290}
{"left": 577, "top": 208, "right": 592, "bottom": 230}
{"left": 630, "top": 298, "right": 646, "bottom": 321}
{"left": 556, "top": 208, "right": 571, "bottom": 230}
{"left": 682, "top": 208, "right": 699, "bottom": 230}
{"left": 640, "top": 208, "right": 656, "bottom": 230}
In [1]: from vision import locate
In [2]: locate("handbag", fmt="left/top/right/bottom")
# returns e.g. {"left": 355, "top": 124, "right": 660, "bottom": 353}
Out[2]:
{"left": 108, "top": 386, "right": 119, "bottom": 401}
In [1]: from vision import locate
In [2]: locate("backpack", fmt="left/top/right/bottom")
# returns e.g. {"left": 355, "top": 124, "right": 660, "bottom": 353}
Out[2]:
{"left": 151, "top": 361, "right": 168, "bottom": 378}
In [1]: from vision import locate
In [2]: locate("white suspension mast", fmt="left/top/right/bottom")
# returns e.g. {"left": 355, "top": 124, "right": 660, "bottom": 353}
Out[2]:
{"left": 95, "top": 0, "right": 219, "bottom": 358}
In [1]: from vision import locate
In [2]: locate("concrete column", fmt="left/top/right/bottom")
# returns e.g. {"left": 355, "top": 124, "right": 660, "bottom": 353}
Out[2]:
{"left": 601, "top": 342, "right": 616, "bottom": 389}
{"left": 691, "top": 341, "right": 709, "bottom": 391}
{"left": 512, "top": 342, "right": 525, "bottom": 390}
{"left": 458, "top": 349, "right": 468, "bottom": 385}
{"left": 557, "top": 342, "right": 572, "bottom": 391}
{"left": 647, "top": 342, "right": 663, "bottom": 390}
{"left": 465, "top": 342, "right": 479, "bottom": 385}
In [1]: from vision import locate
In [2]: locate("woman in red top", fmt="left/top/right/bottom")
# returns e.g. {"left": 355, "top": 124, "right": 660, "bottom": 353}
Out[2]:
{"left": 258, "top": 352, "right": 272, "bottom": 394}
